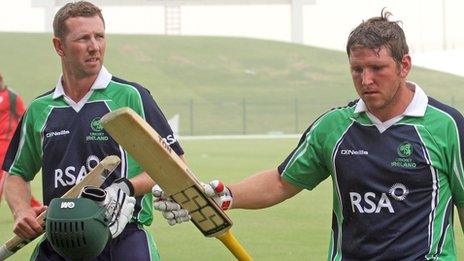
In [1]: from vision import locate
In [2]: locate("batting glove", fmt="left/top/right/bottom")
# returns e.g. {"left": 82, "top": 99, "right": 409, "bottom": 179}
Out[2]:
{"left": 202, "top": 180, "right": 233, "bottom": 210}
{"left": 152, "top": 184, "right": 191, "bottom": 226}
{"left": 80, "top": 178, "right": 136, "bottom": 239}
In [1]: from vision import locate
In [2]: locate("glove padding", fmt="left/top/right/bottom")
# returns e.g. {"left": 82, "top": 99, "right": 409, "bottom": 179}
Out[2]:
{"left": 152, "top": 184, "right": 191, "bottom": 226}
{"left": 202, "top": 180, "right": 233, "bottom": 210}
{"left": 80, "top": 178, "right": 136, "bottom": 238}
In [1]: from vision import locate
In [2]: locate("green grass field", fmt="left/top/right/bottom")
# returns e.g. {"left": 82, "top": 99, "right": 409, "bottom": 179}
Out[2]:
{"left": 1, "top": 33, "right": 464, "bottom": 135}
{"left": 1, "top": 139, "right": 463, "bottom": 260}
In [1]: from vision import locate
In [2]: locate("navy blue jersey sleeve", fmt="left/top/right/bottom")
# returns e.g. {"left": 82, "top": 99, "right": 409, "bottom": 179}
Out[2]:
{"left": 140, "top": 87, "right": 184, "bottom": 156}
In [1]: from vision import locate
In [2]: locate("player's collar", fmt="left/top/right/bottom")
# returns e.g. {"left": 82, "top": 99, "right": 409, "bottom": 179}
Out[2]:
{"left": 353, "top": 82, "right": 428, "bottom": 133}
{"left": 52, "top": 66, "right": 112, "bottom": 100}
{"left": 354, "top": 81, "right": 428, "bottom": 117}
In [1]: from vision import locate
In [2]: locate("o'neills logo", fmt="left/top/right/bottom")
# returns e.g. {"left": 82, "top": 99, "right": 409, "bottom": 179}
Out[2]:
{"left": 341, "top": 149, "right": 369, "bottom": 155}
{"left": 46, "top": 130, "right": 70, "bottom": 138}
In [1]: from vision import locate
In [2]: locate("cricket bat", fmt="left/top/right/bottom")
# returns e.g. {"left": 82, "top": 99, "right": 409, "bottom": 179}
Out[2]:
{"left": 101, "top": 108, "right": 252, "bottom": 261}
{"left": 0, "top": 155, "right": 121, "bottom": 260}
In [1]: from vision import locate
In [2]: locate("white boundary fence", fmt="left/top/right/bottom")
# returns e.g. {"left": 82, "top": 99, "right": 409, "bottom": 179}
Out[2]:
{"left": 179, "top": 134, "right": 300, "bottom": 140}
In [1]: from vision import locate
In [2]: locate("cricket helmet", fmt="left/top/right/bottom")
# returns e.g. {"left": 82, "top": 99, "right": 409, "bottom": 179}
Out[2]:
{"left": 45, "top": 197, "right": 110, "bottom": 259}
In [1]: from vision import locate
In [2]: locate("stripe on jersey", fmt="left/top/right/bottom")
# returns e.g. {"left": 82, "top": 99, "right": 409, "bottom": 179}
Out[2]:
{"left": 110, "top": 79, "right": 146, "bottom": 119}
{"left": 8, "top": 112, "right": 29, "bottom": 173}
{"left": 411, "top": 124, "right": 440, "bottom": 257}
{"left": 330, "top": 120, "right": 355, "bottom": 261}
{"left": 435, "top": 198, "right": 453, "bottom": 258}
{"left": 429, "top": 106, "right": 464, "bottom": 191}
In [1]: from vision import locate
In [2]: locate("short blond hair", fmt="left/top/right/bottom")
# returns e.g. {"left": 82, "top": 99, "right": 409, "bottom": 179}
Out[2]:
{"left": 53, "top": 1, "right": 105, "bottom": 39}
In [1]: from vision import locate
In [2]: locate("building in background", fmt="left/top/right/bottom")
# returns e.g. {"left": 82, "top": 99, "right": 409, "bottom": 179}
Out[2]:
{"left": 0, "top": 0, "right": 459, "bottom": 52}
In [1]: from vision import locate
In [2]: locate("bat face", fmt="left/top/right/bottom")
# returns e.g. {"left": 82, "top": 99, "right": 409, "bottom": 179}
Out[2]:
{"left": 170, "top": 181, "right": 232, "bottom": 236}
{"left": 101, "top": 108, "right": 233, "bottom": 237}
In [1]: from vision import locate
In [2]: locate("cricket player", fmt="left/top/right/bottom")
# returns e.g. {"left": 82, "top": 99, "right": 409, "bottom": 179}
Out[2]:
{"left": 0, "top": 72, "right": 41, "bottom": 208}
{"left": 155, "top": 10, "right": 464, "bottom": 259}
{"left": 2, "top": 1, "right": 183, "bottom": 260}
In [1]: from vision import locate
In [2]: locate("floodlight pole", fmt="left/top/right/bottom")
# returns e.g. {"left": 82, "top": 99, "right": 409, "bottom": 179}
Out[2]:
{"left": 31, "top": 0, "right": 55, "bottom": 32}
{"left": 291, "top": 0, "right": 304, "bottom": 44}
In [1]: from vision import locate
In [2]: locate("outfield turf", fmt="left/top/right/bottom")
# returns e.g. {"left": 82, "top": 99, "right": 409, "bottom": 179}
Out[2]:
{"left": 1, "top": 33, "right": 464, "bottom": 135}
{"left": 1, "top": 138, "right": 463, "bottom": 260}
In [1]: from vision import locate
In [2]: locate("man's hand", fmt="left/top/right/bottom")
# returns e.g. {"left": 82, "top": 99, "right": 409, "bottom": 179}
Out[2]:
{"left": 12, "top": 205, "right": 47, "bottom": 239}
{"left": 202, "top": 180, "right": 233, "bottom": 210}
{"left": 81, "top": 178, "right": 136, "bottom": 238}
{"left": 104, "top": 178, "right": 136, "bottom": 238}
{"left": 152, "top": 184, "right": 190, "bottom": 225}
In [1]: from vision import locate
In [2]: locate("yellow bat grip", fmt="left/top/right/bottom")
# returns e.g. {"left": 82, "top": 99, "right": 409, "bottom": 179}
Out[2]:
{"left": 216, "top": 230, "right": 253, "bottom": 261}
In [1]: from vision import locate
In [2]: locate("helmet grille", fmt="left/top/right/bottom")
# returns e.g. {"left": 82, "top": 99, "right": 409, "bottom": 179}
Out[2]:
{"left": 48, "top": 221, "right": 87, "bottom": 248}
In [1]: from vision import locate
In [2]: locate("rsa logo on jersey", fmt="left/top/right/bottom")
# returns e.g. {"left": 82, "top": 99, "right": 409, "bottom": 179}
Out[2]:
{"left": 349, "top": 183, "right": 410, "bottom": 214}
{"left": 86, "top": 117, "right": 109, "bottom": 141}
{"left": 54, "top": 155, "right": 101, "bottom": 188}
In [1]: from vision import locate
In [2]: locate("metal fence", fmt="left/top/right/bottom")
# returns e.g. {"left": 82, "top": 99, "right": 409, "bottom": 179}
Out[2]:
{"left": 161, "top": 97, "right": 464, "bottom": 136}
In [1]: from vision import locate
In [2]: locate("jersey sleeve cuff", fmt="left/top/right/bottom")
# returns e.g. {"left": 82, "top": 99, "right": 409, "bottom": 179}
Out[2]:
{"left": 6, "top": 171, "right": 34, "bottom": 182}
{"left": 281, "top": 173, "right": 311, "bottom": 190}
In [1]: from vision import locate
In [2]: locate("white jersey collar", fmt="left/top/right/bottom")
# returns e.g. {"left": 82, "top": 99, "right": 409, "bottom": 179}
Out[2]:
{"left": 354, "top": 82, "right": 428, "bottom": 133}
{"left": 52, "top": 66, "right": 112, "bottom": 112}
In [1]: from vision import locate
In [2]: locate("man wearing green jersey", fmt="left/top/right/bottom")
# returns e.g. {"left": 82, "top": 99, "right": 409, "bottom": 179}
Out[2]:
{"left": 156, "top": 10, "right": 464, "bottom": 259}
{"left": 2, "top": 1, "right": 183, "bottom": 260}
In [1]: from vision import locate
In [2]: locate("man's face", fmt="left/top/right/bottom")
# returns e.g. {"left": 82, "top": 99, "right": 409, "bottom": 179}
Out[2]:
{"left": 349, "top": 46, "right": 410, "bottom": 118}
{"left": 55, "top": 15, "right": 106, "bottom": 79}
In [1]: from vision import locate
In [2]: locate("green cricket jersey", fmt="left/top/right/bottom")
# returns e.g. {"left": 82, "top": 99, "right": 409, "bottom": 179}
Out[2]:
{"left": 279, "top": 83, "right": 464, "bottom": 260}
{"left": 3, "top": 67, "right": 183, "bottom": 226}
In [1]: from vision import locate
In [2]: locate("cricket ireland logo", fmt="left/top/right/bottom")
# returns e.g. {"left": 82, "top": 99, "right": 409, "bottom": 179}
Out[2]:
{"left": 391, "top": 142, "right": 416, "bottom": 169}
{"left": 397, "top": 142, "right": 413, "bottom": 157}
{"left": 87, "top": 117, "right": 109, "bottom": 141}
{"left": 91, "top": 117, "right": 103, "bottom": 132}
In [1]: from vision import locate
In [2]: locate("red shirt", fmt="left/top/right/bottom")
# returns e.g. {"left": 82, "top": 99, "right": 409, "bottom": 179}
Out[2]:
{"left": 0, "top": 88, "right": 25, "bottom": 164}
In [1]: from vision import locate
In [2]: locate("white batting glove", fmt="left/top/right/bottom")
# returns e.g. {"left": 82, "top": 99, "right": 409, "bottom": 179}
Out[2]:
{"left": 104, "top": 179, "right": 136, "bottom": 238}
{"left": 202, "top": 180, "right": 233, "bottom": 210}
{"left": 81, "top": 178, "right": 136, "bottom": 238}
{"left": 152, "top": 184, "right": 191, "bottom": 226}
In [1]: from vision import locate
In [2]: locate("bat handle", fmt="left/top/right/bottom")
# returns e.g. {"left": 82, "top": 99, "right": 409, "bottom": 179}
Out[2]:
{"left": 0, "top": 244, "right": 14, "bottom": 260}
{"left": 216, "top": 230, "right": 253, "bottom": 261}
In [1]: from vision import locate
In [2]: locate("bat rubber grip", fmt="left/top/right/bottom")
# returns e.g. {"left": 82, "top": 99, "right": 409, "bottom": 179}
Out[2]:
{"left": 0, "top": 244, "right": 14, "bottom": 260}
{"left": 216, "top": 230, "right": 253, "bottom": 261}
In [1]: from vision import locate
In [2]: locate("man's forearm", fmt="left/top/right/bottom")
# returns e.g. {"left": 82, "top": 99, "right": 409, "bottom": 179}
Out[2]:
{"left": 229, "top": 169, "right": 302, "bottom": 209}
{"left": 4, "top": 174, "right": 32, "bottom": 217}
{"left": 129, "top": 172, "right": 155, "bottom": 196}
